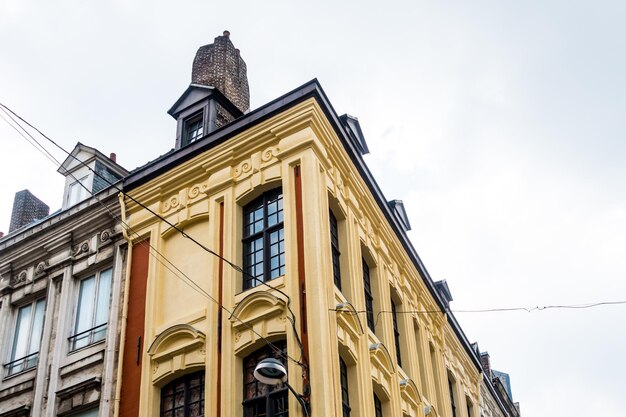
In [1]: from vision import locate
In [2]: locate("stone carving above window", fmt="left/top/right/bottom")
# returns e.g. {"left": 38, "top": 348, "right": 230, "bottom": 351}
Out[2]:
{"left": 147, "top": 324, "right": 206, "bottom": 384}
{"left": 229, "top": 291, "right": 287, "bottom": 354}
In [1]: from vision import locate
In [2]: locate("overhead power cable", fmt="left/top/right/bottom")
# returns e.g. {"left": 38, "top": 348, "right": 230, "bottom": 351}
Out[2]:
{"left": 0, "top": 103, "right": 305, "bottom": 368}
{"left": 0, "top": 101, "right": 307, "bottom": 368}
{"left": 330, "top": 300, "right": 626, "bottom": 328}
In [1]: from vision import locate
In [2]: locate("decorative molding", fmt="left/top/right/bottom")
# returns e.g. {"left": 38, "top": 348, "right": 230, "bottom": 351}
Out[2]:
{"left": 35, "top": 261, "right": 48, "bottom": 276}
{"left": 261, "top": 146, "right": 279, "bottom": 163}
{"left": 233, "top": 159, "right": 253, "bottom": 179}
{"left": 369, "top": 342, "right": 394, "bottom": 400}
{"left": 399, "top": 378, "right": 421, "bottom": 416}
{"left": 147, "top": 324, "right": 206, "bottom": 385}
{"left": 229, "top": 291, "right": 288, "bottom": 354}
{"left": 99, "top": 229, "right": 111, "bottom": 243}
{"left": 72, "top": 241, "right": 90, "bottom": 256}
{"left": 161, "top": 195, "right": 180, "bottom": 214}
{"left": 10, "top": 270, "right": 28, "bottom": 286}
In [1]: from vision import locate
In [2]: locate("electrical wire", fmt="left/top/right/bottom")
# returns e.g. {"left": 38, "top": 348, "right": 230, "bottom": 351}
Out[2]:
{"left": 0, "top": 105, "right": 305, "bottom": 368}
{"left": 330, "top": 300, "right": 626, "bottom": 328}
{"left": 0, "top": 101, "right": 308, "bottom": 369}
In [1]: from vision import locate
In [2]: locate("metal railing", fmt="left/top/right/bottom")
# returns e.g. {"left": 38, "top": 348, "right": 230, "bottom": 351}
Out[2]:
{"left": 68, "top": 323, "right": 107, "bottom": 351}
{"left": 3, "top": 352, "right": 39, "bottom": 376}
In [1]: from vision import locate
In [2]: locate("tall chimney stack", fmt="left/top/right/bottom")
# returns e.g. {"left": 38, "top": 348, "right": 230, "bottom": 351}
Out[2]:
{"left": 9, "top": 190, "right": 50, "bottom": 233}
{"left": 192, "top": 30, "right": 250, "bottom": 113}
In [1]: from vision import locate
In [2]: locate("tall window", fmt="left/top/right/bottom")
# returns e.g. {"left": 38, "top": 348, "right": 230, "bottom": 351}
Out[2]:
{"left": 339, "top": 357, "right": 351, "bottom": 417}
{"left": 362, "top": 259, "right": 375, "bottom": 331}
{"left": 373, "top": 392, "right": 383, "bottom": 417}
{"left": 70, "top": 268, "right": 112, "bottom": 351}
{"left": 390, "top": 298, "right": 402, "bottom": 367}
{"left": 6, "top": 299, "right": 46, "bottom": 375}
{"left": 160, "top": 371, "right": 205, "bottom": 417}
{"left": 430, "top": 343, "right": 443, "bottom": 409}
{"left": 329, "top": 210, "right": 342, "bottom": 290}
{"left": 448, "top": 376, "right": 457, "bottom": 417}
{"left": 414, "top": 322, "right": 429, "bottom": 396}
{"left": 243, "top": 189, "right": 285, "bottom": 290}
{"left": 185, "top": 113, "right": 204, "bottom": 144}
{"left": 466, "top": 396, "right": 473, "bottom": 417}
{"left": 243, "top": 341, "right": 288, "bottom": 417}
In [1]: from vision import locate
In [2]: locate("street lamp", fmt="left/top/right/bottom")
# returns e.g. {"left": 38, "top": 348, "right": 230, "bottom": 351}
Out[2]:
{"left": 254, "top": 358, "right": 310, "bottom": 417}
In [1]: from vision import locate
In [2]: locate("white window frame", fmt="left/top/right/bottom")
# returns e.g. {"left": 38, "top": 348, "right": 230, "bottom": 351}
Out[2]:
{"left": 66, "top": 175, "right": 90, "bottom": 207}
{"left": 5, "top": 298, "right": 46, "bottom": 376}
{"left": 69, "top": 267, "right": 112, "bottom": 352}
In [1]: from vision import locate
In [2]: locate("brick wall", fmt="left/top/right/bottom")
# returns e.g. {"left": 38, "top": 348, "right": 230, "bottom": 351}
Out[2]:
{"left": 192, "top": 31, "right": 250, "bottom": 113}
{"left": 8, "top": 189, "right": 49, "bottom": 232}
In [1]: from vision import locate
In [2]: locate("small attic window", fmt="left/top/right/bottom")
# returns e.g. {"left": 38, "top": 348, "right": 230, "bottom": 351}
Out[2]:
{"left": 184, "top": 112, "right": 204, "bottom": 145}
{"left": 67, "top": 176, "right": 90, "bottom": 207}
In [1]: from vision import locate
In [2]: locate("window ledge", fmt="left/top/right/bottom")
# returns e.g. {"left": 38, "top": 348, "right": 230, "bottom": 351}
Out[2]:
{"left": 235, "top": 275, "right": 286, "bottom": 302}
{"left": 60, "top": 348, "right": 105, "bottom": 378}
{"left": 0, "top": 373, "right": 36, "bottom": 400}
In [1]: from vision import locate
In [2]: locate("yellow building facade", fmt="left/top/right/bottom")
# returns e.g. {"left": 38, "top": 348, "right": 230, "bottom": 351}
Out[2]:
{"left": 114, "top": 77, "right": 485, "bottom": 417}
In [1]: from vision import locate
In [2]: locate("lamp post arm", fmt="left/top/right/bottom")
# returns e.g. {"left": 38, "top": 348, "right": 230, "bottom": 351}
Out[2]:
{"left": 285, "top": 382, "right": 310, "bottom": 417}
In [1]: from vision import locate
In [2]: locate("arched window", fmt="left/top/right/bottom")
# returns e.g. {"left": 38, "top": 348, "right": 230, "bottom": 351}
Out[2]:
{"left": 160, "top": 371, "right": 205, "bottom": 417}
{"left": 243, "top": 341, "right": 288, "bottom": 417}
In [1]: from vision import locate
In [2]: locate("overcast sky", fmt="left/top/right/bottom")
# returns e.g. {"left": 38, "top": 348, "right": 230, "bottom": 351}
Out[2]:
{"left": 1, "top": 1, "right": 625, "bottom": 415}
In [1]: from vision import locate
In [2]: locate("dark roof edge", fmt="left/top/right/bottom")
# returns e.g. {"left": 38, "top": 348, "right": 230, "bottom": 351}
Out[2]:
{"left": 123, "top": 78, "right": 484, "bottom": 372}
{"left": 125, "top": 79, "right": 322, "bottom": 189}
{"left": 484, "top": 374, "right": 511, "bottom": 417}
{"left": 310, "top": 83, "right": 485, "bottom": 372}
{"left": 0, "top": 183, "right": 121, "bottom": 249}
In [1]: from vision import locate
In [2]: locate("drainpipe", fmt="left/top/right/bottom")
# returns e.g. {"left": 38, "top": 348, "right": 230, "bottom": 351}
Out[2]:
{"left": 114, "top": 192, "right": 133, "bottom": 417}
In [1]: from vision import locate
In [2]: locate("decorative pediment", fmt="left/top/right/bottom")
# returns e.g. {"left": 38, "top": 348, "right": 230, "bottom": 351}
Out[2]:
{"left": 147, "top": 324, "right": 206, "bottom": 384}
{"left": 399, "top": 378, "right": 420, "bottom": 416}
{"left": 230, "top": 291, "right": 286, "bottom": 330}
{"left": 230, "top": 291, "right": 288, "bottom": 354}
{"left": 336, "top": 302, "right": 364, "bottom": 364}
{"left": 369, "top": 342, "right": 394, "bottom": 399}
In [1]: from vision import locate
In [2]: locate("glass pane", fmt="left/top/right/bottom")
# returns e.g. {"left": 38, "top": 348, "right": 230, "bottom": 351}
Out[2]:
{"left": 74, "top": 408, "right": 99, "bottom": 417}
{"left": 29, "top": 299, "right": 46, "bottom": 355}
{"left": 12, "top": 304, "right": 32, "bottom": 361}
{"left": 95, "top": 268, "right": 112, "bottom": 326}
{"left": 76, "top": 276, "right": 96, "bottom": 334}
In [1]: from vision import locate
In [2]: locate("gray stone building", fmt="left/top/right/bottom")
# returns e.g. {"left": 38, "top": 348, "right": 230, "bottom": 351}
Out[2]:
{"left": 0, "top": 144, "right": 128, "bottom": 417}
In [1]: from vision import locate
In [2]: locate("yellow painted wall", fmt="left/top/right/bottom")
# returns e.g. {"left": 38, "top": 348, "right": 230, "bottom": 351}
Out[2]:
{"left": 119, "top": 97, "right": 482, "bottom": 417}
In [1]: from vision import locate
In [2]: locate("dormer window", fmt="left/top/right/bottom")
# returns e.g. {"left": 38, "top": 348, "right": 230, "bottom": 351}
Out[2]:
{"left": 67, "top": 176, "right": 90, "bottom": 207}
{"left": 184, "top": 112, "right": 204, "bottom": 145}
{"left": 58, "top": 143, "right": 129, "bottom": 210}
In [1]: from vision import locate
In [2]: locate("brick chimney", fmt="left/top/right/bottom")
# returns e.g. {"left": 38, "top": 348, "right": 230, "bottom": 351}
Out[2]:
{"left": 192, "top": 30, "right": 250, "bottom": 113}
{"left": 480, "top": 352, "right": 492, "bottom": 378}
{"left": 9, "top": 190, "right": 50, "bottom": 233}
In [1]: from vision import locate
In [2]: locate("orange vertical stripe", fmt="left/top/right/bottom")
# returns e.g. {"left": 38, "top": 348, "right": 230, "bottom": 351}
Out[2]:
{"left": 119, "top": 240, "right": 150, "bottom": 417}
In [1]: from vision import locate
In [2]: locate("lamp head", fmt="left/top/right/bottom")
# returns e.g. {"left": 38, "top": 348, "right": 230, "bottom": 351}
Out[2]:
{"left": 254, "top": 358, "right": 287, "bottom": 385}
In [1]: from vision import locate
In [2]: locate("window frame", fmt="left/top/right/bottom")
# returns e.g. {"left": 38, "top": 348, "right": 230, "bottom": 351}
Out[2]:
{"left": 4, "top": 298, "right": 46, "bottom": 376}
{"left": 242, "top": 188, "right": 285, "bottom": 290}
{"left": 373, "top": 392, "right": 383, "bottom": 417}
{"left": 69, "top": 267, "right": 113, "bottom": 352}
{"left": 329, "top": 210, "right": 342, "bottom": 290}
{"left": 243, "top": 341, "right": 289, "bottom": 417}
{"left": 67, "top": 175, "right": 90, "bottom": 207}
{"left": 339, "top": 357, "right": 351, "bottom": 417}
{"left": 448, "top": 375, "right": 457, "bottom": 417}
{"left": 362, "top": 258, "right": 375, "bottom": 331}
{"left": 160, "top": 371, "right": 205, "bottom": 417}
{"left": 183, "top": 111, "right": 205, "bottom": 145}
{"left": 390, "top": 298, "right": 402, "bottom": 367}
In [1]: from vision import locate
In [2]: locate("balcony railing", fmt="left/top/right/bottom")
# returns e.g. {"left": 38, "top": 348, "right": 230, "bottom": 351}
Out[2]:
{"left": 68, "top": 323, "right": 107, "bottom": 351}
{"left": 3, "top": 352, "right": 39, "bottom": 376}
